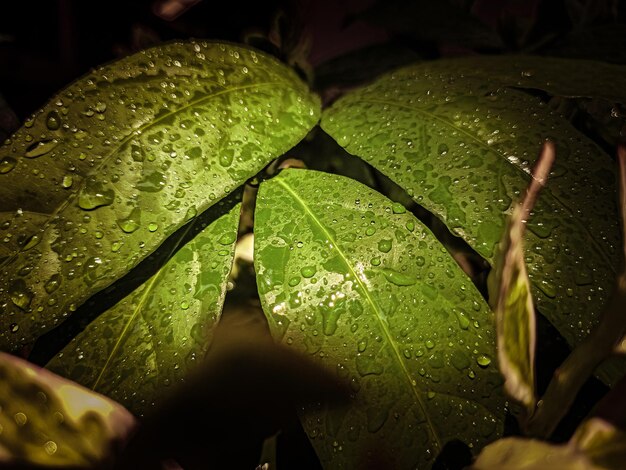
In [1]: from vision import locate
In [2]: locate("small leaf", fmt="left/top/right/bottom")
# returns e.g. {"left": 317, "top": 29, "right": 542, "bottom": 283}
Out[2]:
{"left": 0, "top": 352, "right": 135, "bottom": 468}
{"left": 488, "top": 142, "right": 555, "bottom": 417}
{"left": 0, "top": 40, "right": 320, "bottom": 351}
{"left": 470, "top": 437, "right": 601, "bottom": 470}
{"left": 321, "top": 61, "right": 622, "bottom": 384}
{"left": 46, "top": 204, "right": 240, "bottom": 416}
{"left": 255, "top": 169, "right": 504, "bottom": 469}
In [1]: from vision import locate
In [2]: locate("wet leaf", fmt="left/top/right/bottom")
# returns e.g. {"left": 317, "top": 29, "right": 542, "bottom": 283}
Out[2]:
{"left": 321, "top": 61, "right": 621, "bottom": 384}
{"left": 46, "top": 204, "right": 240, "bottom": 416}
{"left": 488, "top": 143, "right": 555, "bottom": 417}
{"left": 0, "top": 352, "right": 135, "bottom": 468}
{"left": 0, "top": 40, "right": 319, "bottom": 351}
{"left": 254, "top": 169, "right": 504, "bottom": 469}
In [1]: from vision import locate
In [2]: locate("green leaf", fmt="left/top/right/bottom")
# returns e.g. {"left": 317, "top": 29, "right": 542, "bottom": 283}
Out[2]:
{"left": 573, "top": 418, "right": 626, "bottom": 469}
{"left": 46, "top": 204, "right": 240, "bottom": 415}
{"left": 254, "top": 169, "right": 504, "bottom": 469}
{"left": 321, "top": 63, "right": 622, "bottom": 384}
{"left": 0, "top": 40, "right": 319, "bottom": 351}
{"left": 0, "top": 352, "right": 135, "bottom": 468}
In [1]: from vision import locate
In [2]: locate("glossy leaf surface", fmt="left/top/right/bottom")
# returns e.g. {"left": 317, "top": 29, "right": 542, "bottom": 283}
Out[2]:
{"left": 47, "top": 204, "right": 240, "bottom": 416}
{"left": 0, "top": 352, "right": 135, "bottom": 468}
{"left": 322, "top": 64, "right": 620, "bottom": 382}
{"left": 255, "top": 169, "right": 504, "bottom": 469}
{"left": 0, "top": 40, "right": 319, "bottom": 350}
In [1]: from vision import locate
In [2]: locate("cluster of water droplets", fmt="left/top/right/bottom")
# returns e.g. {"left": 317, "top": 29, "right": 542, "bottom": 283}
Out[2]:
{"left": 322, "top": 60, "right": 620, "bottom": 355}
{"left": 0, "top": 40, "right": 318, "bottom": 349}
{"left": 255, "top": 170, "right": 504, "bottom": 467}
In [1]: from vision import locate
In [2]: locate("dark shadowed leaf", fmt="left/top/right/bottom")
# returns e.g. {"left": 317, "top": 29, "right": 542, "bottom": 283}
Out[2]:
{"left": 46, "top": 204, "right": 240, "bottom": 416}
{"left": 0, "top": 40, "right": 320, "bottom": 351}
{"left": 321, "top": 61, "right": 622, "bottom": 384}
{"left": 0, "top": 352, "right": 135, "bottom": 468}
{"left": 426, "top": 55, "right": 626, "bottom": 102}
{"left": 255, "top": 169, "right": 504, "bottom": 469}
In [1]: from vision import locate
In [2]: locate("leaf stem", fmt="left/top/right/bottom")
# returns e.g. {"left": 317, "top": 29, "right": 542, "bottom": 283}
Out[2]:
{"left": 526, "top": 143, "right": 626, "bottom": 438}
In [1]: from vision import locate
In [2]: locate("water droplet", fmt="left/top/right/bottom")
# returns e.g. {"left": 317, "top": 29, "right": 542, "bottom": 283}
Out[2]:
{"left": 370, "top": 257, "right": 381, "bottom": 266}
{"left": 78, "top": 177, "right": 115, "bottom": 210}
{"left": 185, "top": 206, "right": 197, "bottom": 220}
{"left": 391, "top": 202, "right": 406, "bottom": 214}
{"left": 366, "top": 407, "right": 389, "bottom": 433}
{"left": 382, "top": 268, "right": 416, "bottom": 286}
{"left": 44, "top": 274, "right": 61, "bottom": 294}
{"left": 476, "top": 354, "right": 492, "bottom": 367}
{"left": 181, "top": 301, "right": 190, "bottom": 310}
{"left": 148, "top": 222, "right": 158, "bottom": 232}
{"left": 46, "top": 111, "right": 61, "bottom": 130}
{"left": 454, "top": 310, "right": 470, "bottom": 329}
{"left": 25, "top": 139, "right": 58, "bottom": 158}
{"left": 95, "top": 102, "right": 107, "bottom": 113}
{"left": 14, "top": 412, "right": 27, "bottom": 426}
{"left": 405, "top": 220, "right": 415, "bottom": 232}
{"left": 43, "top": 441, "right": 58, "bottom": 455}
{"left": 0, "top": 157, "right": 17, "bottom": 174}
{"left": 356, "top": 353, "right": 383, "bottom": 376}
{"left": 218, "top": 232, "right": 236, "bottom": 245}
{"left": 10, "top": 323, "right": 19, "bottom": 333}
{"left": 416, "top": 256, "right": 425, "bottom": 267}
{"left": 117, "top": 208, "right": 141, "bottom": 233}
{"left": 365, "top": 226, "right": 376, "bottom": 236}
{"left": 9, "top": 279, "right": 33, "bottom": 310}
{"left": 378, "top": 239, "right": 392, "bottom": 253}
{"left": 137, "top": 171, "right": 166, "bottom": 192}
{"left": 62, "top": 174, "right": 73, "bottom": 188}
{"left": 22, "top": 234, "right": 40, "bottom": 250}
{"left": 288, "top": 276, "right": 301, "bottom": 287}
{"left": 301, "top": 266, "right": 316, "bottom": 278}
{"left": 425, "top": 339, "right": 435, "bottom": 349}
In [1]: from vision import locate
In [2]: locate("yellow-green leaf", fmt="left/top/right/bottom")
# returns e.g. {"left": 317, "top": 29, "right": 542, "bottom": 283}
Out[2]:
{"left": 0, "top": 40, "right": 319, "bottom": 351}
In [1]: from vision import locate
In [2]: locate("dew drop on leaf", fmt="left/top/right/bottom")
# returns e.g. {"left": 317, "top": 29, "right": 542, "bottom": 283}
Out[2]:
{"left": 46, "top": 111, "right": 61, "bottom": 130}
{"left": 24, "top": 139, "right": 58, "bottom": 158}
{"left": 78, "top": 177, "right": 115, "bottom": 210}
{"left": 377, "top": 239, "right": 392, "bottom": 253}
{"left": 382, "top": 268, "right": 416, "bottom": 286}
{"left": 218, "top": 232, "right": 236, "bottom": 245}
{"left": 9, "top": 279, "right": 33, "bottom": 310}
{"left": 0, "top": 156, "right": 17, "bottom": 174}
{"left": 391, "top": 202, "right": 406, "bottom": 214}
{"left": 476, "top": 354, "right": 492, "bottom": 367}
{"left": 117, "top": 208, "right": 141, "bottom": 233}
{"left": 62, "top": 175, "right": 73, "bottom": 188}
{"left": 301, "top": 266, "right": 317, "bottom": 278}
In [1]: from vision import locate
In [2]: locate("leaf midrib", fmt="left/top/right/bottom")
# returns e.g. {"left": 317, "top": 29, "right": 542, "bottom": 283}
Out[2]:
{"left": 348, "top": 97, "right": 616, "bottom": 273}
{"left": 277, "top": 177, "right": 444, "bottom": 452}
{"left": 0, "top": 81, "right": 284, "bottom": 270}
